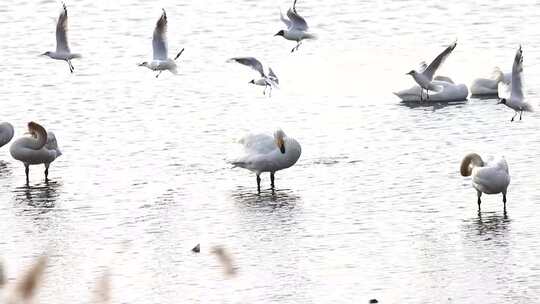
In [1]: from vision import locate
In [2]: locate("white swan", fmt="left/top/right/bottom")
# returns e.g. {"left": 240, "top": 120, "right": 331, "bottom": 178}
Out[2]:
{"left": 41, "top": 3, "right": 81, "bottom": 73}
{"left": 394, "top": 77, "right": 468, "bottom": 102}
{"left": 231, "top": 129, "right": 301, "bottom": 192}
{"left": 10, "top": 122, "right": 62, "bottom": 183}
{"left": 138, "top": 9, "right": 184, "bottom": 78}
{"left": 470, "top": 67, "right": 511, "bottom": 96}
{"left": 498, "top": 45, "right": 534, "bottom": 121}
{"left": 405, "top": 40, "right": 457, "bottom": 101}
{"left": 275, "top": 0, "right": 316, "bottom": 52}
{"left": 0, "top": 122, "right": 14, "bottom": 149}
{"left": 460, "top": 153, "right": 510, "bottom": 212}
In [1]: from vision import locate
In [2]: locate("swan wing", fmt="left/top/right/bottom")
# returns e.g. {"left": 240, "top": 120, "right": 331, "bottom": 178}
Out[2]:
{"left": 511, "top": 46, "right": 524, "bottom": 101}
{"left": 422, "top": 40, "right": 457, "bottom": 81}
{"left": 238, "top": 133, "right": 276, "bottom": 155}
{"left": 152, "top": 9, "right": 168, "bottom": 60}
{"left": 473, "top": 164, "right": 509, "bottom": 194}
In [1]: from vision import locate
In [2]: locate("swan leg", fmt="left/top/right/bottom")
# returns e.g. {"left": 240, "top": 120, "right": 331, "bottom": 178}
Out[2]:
{"left": 520, "top": 110, "right": 523, "bottom": 120}
{"left": 44, "top": 163, "right": 50, "bottom": 182}
{"left": 270, "top": 172, "right": 275, "bottom": 189}
{"left": 511, "top": 111, "right": 517, "bottom": 122}
{"left": 503, "top": 192, "right": 507, "bottom": 211}
{"left": 24, "top": 164, "right": 29, "bottom": 184}
{"left": 256, "top": 174, "right": 261, "bottom": 193}
{"left": 156, "top": 71, "right": 163, "bottom": 78}
{"left": 477, "top": 191, "right": 482, "bottom": 212}
{"left": 426, "top": 89, "right": 430, "bottom": 100}
{"left": 66, "top": 60, "right": 74, "bottom": 73}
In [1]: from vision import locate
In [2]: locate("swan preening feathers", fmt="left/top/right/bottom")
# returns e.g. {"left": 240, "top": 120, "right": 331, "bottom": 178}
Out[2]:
{"left": 470, "top": 67, "right": 511, "bottom": 96}
{"left": 41, "top": 2, "right": 81, "bottom": 73}
{"left": 460, "top": 153, "right": 510, "bottom": 212}
{"left": 10, "top": 122, "right": 62, "bottom": 184}
{"left": 138, "top": 9, "right": 185, "bottom": 78}
{"left": 231, "top": 129, "right": 301, "bottom": 193}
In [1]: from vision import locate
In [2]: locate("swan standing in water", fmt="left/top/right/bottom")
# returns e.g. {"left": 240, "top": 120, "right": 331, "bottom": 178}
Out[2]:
{"left": 460, "top": 153, "right": 510, "bottom": 212}
{"left": 231, "top": 129, "right": 301, "bottom": 193}
{"left": 0, "top": 122, "right": 14, "bottom": 149}
{"left": 10, "top": 122, "right": 62, "bottom": 184}
{"left": 470, "top": 67, "right": 511, "bottom": 96}
{"left": 498, "top": 45, "right": 533, "bottom": 121}
{"left": 275, "top": 0, "right": 316, "bottom": 52}
{"left": 41, "top": 3, "right": 81, "bottom": 73}
{"left": 138, "top": 9, "right": 185, "bottom": 78}
{"left": 406, "top": 40, "right": 457, "bottom": 101}
{"left": 228, "top": 57, "right": 279, "bottom": 96}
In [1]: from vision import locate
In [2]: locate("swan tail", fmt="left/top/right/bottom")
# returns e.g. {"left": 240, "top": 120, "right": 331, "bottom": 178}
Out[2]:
{"left": 460, "top": 153, "right": 484, "bottom": 176}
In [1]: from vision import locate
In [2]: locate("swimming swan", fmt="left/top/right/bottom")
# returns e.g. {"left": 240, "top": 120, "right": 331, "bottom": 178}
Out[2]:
{"left": 10, "top": 122, "right": 62, "bottom": 183}
{"left": 460, "top": 153, "right": 510, "bottom": 212}
{"left": 470, "top": 67, "right": 511, "bottom": 96}
{"left": 231, "top": 129, "right": 301, "bottom": 192}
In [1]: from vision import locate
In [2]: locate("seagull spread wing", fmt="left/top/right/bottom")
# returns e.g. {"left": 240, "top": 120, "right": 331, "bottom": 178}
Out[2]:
{"left": 280, "top": 10, "right": 292, "bottom": 28}
{"left": 56, "top": 3, "right": 70, "bottom": 53}
{"left": 286, "top": 8, "right": 308, "bottom": 31}
{"left": 152, "top": 9, "right": 168, "bottom": 60}
{"left": 268, "top": 67, "right": 279, "bottom": 85}
{"left": 229, "top": 57, "right": 265, "bottom": 78}
{"left": 511, "top": 45, "right": 524, "bottom": 101}
{"left": 498, "top": 82, "right": 511, "bottom": 100}
{"left": 422, "top": 40, "right": 457, "bottom": 81}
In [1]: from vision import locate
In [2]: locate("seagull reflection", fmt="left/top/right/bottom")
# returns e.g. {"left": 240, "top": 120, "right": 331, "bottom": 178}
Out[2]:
{"left": 13, "top": 181, "right": 61, "bottom": 211}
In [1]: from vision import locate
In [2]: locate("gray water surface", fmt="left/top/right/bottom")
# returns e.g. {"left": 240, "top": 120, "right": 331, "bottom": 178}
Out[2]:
{"left": 1, "top": 0, "right": 540, "bottom": 303}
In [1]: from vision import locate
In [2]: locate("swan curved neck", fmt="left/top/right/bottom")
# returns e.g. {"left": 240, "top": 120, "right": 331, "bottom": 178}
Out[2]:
{"left": 460, "top": 153, "right": 484, "bottom": 176}
{"left": 27, "top": 122, "right": 47, "bottom": 150}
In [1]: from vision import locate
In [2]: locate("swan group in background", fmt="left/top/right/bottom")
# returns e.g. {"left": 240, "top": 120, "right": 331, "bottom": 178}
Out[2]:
{"left": 275, "top": 0, "right": 316, "bottom": 52}
{"left": 470, "top": 67, "right": 511, "bottom": 96}
{"left": 41, "top": 3, "right": 81, "bottom": 73}
{"left": 231, "top": 129, "right": 301, "bottom": 193}
{"left": 0, "top": 122, "right": 14, "bottom": 149}
{"left": 228, "top": 57, "right": 279, "bottom": 96}
{"left": 498, "top": 46, "right": 533, "bottom": 121}
{"left": 460, "top": 153, "right": 510, "bottom": 212}
{"left": 138, "top": 9, "right": 185, "bottom": 78}
{"left": 405, "top": 40, "right": 458, "bottom": 101}
{"left": 10, "top": 122, "right": 62, "bottom": 184}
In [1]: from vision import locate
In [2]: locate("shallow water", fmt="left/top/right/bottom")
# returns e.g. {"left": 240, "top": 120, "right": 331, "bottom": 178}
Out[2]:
{"left": 1, "top": 0, "right": 540, "bottom": 303}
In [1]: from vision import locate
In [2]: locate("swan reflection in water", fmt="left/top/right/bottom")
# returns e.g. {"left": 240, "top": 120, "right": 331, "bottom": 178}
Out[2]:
{"left": 231, "top": 186, "right": 301, "bottom": 212}
{"left": 0, "top": 160, "right": 12, "bottom": 178}
{"left": 399, "top": 100, "right": 467, "bottom": 111}
{"left": 462, "top": 211, "right": 511, "bottom": 242}
{"left": 13, "top": 180, "right": 62, "bottom": 211}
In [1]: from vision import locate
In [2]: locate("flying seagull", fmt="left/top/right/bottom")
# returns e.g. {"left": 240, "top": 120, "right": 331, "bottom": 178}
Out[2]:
{"left": 228, "top": 57, "right": 279, "bottom": 96}
{"left": 275, "top": 0, "right": 316, "bottom": 53}
{"left": 41, "top": 2, "right": 81, "bottom": 73}
{"left": 138, "top": 9, "right": 185, "bottom": 78}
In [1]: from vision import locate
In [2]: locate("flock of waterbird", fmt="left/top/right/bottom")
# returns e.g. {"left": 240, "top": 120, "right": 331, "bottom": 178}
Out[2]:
{"left": 0, "top": 0, "right": 534, "bottom": 211}
{"left": 0, "top": 1, "right": 534, "bottom": 303}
